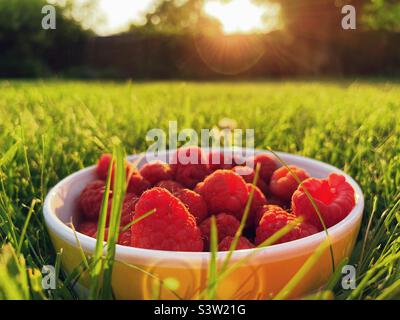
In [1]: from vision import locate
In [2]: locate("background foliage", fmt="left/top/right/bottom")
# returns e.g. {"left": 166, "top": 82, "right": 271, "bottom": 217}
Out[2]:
{"left": 1, "top": 0, "right": 400, "bottom": 78}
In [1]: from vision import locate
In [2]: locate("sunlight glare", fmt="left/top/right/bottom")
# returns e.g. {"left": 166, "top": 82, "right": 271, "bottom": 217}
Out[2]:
{"left": 204, "top": 0, "right": 281, "bottom": 34}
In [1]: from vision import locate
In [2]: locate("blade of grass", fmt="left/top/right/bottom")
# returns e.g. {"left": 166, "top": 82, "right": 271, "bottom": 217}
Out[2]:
{"left": 88, "top": 151, "right": 114, "bottom": 299}
{"left": 206, "top": 215, "right": 218, "bottom": 300}
{"left": 17, "top": 199, "right": 39, "bottom": 255}
{"left": 69, "top": 222, "right": 89, "bottom": 270}
{"left": 120, "top": 209, "right": 156, "bottom": 233}
{"left": 101, "top": 142, "right": 126, "bottom": 299}
{"left": 347, "top": 251, "right": 400, "bottom": 300}
{"left": 325, "top": 257, "right": 349, "bottom": 291}
{"left": 358, "top": 196, "right": 378, "bottom": 267}
{"left": 198, "top": 216, "right": 303, "bottom": 299}
{"left": 274, "top": 238, "right": 331, "bottom": 300}
{"left": 376, "top": 278, "right": 400, "bottom": 300}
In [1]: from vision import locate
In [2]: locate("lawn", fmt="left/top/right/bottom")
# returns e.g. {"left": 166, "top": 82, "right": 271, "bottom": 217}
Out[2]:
{"left": 0, "top": 80, "right": 399, "bottom": 299}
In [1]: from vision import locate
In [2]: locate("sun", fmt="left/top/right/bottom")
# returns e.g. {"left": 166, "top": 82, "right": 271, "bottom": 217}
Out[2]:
{"left": 204, "top": 0, "right": 282, "bottom": 34}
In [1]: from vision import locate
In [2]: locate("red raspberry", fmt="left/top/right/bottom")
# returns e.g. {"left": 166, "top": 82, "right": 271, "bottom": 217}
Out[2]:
{"left": 193, "top": 182, "right": 204, "bottom": 194}
{"left": 170, "top": 147, "right": 210, "bottom": 189}
{"left": 107, "top": 193, "right": 138, "bottom": 227}
{"left": 247, "top": 184, "right": 267, "bottom": 226}
{"left": 199, "top": 170, "right": 249, "bottom": 220}
{"left": 139, "top": 161, "right": 173, "bottom": 186}
{"left": 96, "top": 153, "right": 134, "bottom": 182}
{"left": 174, "top": 189, "right": 208, "bottom": 223}
{"left": 96, "top": 228, "right": 132, "bottom": 246}
{"left": 122, "top": 193, "right": 139, "bottom": 216}
{"left": 218, "top": 236, "right": 255, "bottom": 251}
{"left": 77, "top": 221, "right": 98, "bottom": 237}
{"left": 255, "top": 209, "right": 318, "bottom": 246}
{"left": 208, "top": 151, "right": 235, "bottom": 171}
{"left": 78, "top": 180, "right": 110, "bottom": 220}
{"left": 126, "top": 173, "right": 151, "bottom": 196}
{"left": 131, "top": 188, "right": 203, "bottom": 252}
{"left": 155, "top": 180, "right": 183, "bottom": 193}
{"left": 247, "top": 153, "right": 277, "bottom": 183}
{"left": 118, "top": 230, "right": 131, "bottom": 246}
{"left": 199, "top": 213, "right": 240, "bottom": 249}
{"left": 292, "top": 173, "right": 356, "bottom": 230}
{"left": 269, "top": 165, "right": 310, "bottom": 201}
{"left": 255, "top": 204, "right": 283, "bottom": 226}
{"left": 96, "top": 153, "right": 113, "bottom": 180}
{"left": 233, "top": 166, "right": 269, "bottom": 194}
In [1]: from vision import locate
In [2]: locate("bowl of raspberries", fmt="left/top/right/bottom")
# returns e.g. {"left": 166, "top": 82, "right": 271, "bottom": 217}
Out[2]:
{"left": 43, "top": 147, "right": 364, "bottom": 299}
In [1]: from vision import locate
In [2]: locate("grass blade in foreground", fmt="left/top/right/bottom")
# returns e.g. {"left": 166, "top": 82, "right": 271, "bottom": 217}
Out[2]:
{"left": 274, "top": 239, "right": 331, "bottom": 300}
{"left": 198, "top": 216, "right": 303, "bottom": 299}
{"left": 206, "top": 216, "right": 218, "bottom": 300}
{"left": 88, "top": 150, "right": 114, "bottom": 299}
{"left": 101, "top": 142, "right": 126, "bottom": 299}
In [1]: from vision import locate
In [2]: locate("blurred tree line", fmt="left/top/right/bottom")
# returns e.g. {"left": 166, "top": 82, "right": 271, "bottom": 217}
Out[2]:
{"left": 129, "top": 0, "right": 400, "bottom": 35}
{"left": 0, "top": 0, "right": 400, "bottom": 78}
{"left": 128, "top": 0, "right": 222, "bottom": 35}
{"left": 0, "top": 0, "right": 93, "bottom": 77}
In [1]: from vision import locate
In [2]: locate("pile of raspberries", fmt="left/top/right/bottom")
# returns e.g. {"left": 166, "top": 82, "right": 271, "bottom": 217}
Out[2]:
{"left": 76, "top": 147, "right": 356, "bottom": 252}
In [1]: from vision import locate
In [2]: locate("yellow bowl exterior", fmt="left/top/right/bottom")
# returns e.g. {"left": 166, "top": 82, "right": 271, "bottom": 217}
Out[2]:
{"left": 48, "top": 220, "right": 360, "bottom": 300}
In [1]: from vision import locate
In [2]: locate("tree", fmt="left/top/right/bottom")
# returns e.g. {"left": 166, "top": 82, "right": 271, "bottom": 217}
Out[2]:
{"left": 128, "top": 0, "right": 222, "bottom": 35}
{"left": 259, "top": 0, "right": 400, "bottom": 33}
{"left": 362, "top": 0, "right": 400, "bottom": 31}
{"left": 263, "top": 0, "right": 346, "bottom": 38}
{"left": 0, "top": 0, "right": 90, "bottom": 77}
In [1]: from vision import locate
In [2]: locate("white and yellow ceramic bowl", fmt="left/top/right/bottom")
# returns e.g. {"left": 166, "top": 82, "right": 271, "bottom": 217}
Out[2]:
{"left": 43, "top": 149, "right": 364, "bottom": 299}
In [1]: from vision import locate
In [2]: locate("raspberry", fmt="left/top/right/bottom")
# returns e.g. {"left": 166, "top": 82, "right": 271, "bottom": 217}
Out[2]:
{"left": 199, "top": 170, "right": 249, "bottom": 220}
{"left": 218, "top": 236, "right": 255, "bottom": 251}
{"left": 292, "top": 173, "right": 356, "bottom": 230}
{"left": 247, "top": 184, "right": 267, "bottom": 226}
{"left": 112, "top": 193, "right": 138, "bottom": 226}
{"left": 199, "top": 213, "right": 240, "bottom": 249}
{"left": 193, "top": 182, "right": 204, "bottom": 194}
{"left": 246, "top": 153, "right": 277, "bottom": 183}
{"left": 139, "top": 161, "right": 173, "bottom": 186}
{"left": 122, "top": 193, "right": 139, "bottom": 216}
{"left": 174, "top": 189, "right": 208, "bottom": 223}
{"left": 170, "top": 147, "right": 210, "bottom": 189}
{"left": 78, "top": 180, "right": 110, "bottom": 220}
{"left": 96, "top": 153, "right": 113, "bottom": 180}
{"left": 131, "top": 188, "right": 203, "bottom": 251}
{"left": 77, "top": 221, "right": 98, "bottom": 237}
{"left": 96, "top": 153, "right": 134, "bottom": 182}
{"left": 269, "top": 165, "right": 310, "bottom": 201}
{"left": 255, "top": 204, "right": 283, "bottom": 226}
{"left": 208, "top": 151, "right": 235, "bottom": 171}
{"left": 96, "top": 229, "right": 132, "bottom": 246}
{"left": 255, "top": 209, "right": 318, "bottom": 246}
{"left": 155, "top": 180, "right": 183, "bottom": 193}
{"left": 118, "top": 230, "right": 131, "bottom": 246}
{"left": 126, "top": 173, "right": 151, "bottom": 196}
{"left": 233, "top": 166, "right": 269, "bottom": 194}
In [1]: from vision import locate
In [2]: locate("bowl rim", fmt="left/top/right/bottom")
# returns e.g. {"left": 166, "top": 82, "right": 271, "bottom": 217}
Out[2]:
{"left": 43, "top": 149, "right": 364, "bottom": 263}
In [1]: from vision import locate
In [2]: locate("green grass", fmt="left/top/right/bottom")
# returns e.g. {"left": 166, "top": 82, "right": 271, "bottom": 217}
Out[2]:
{"left": 0, "top": 80, "right": 399, "bottom": 300}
